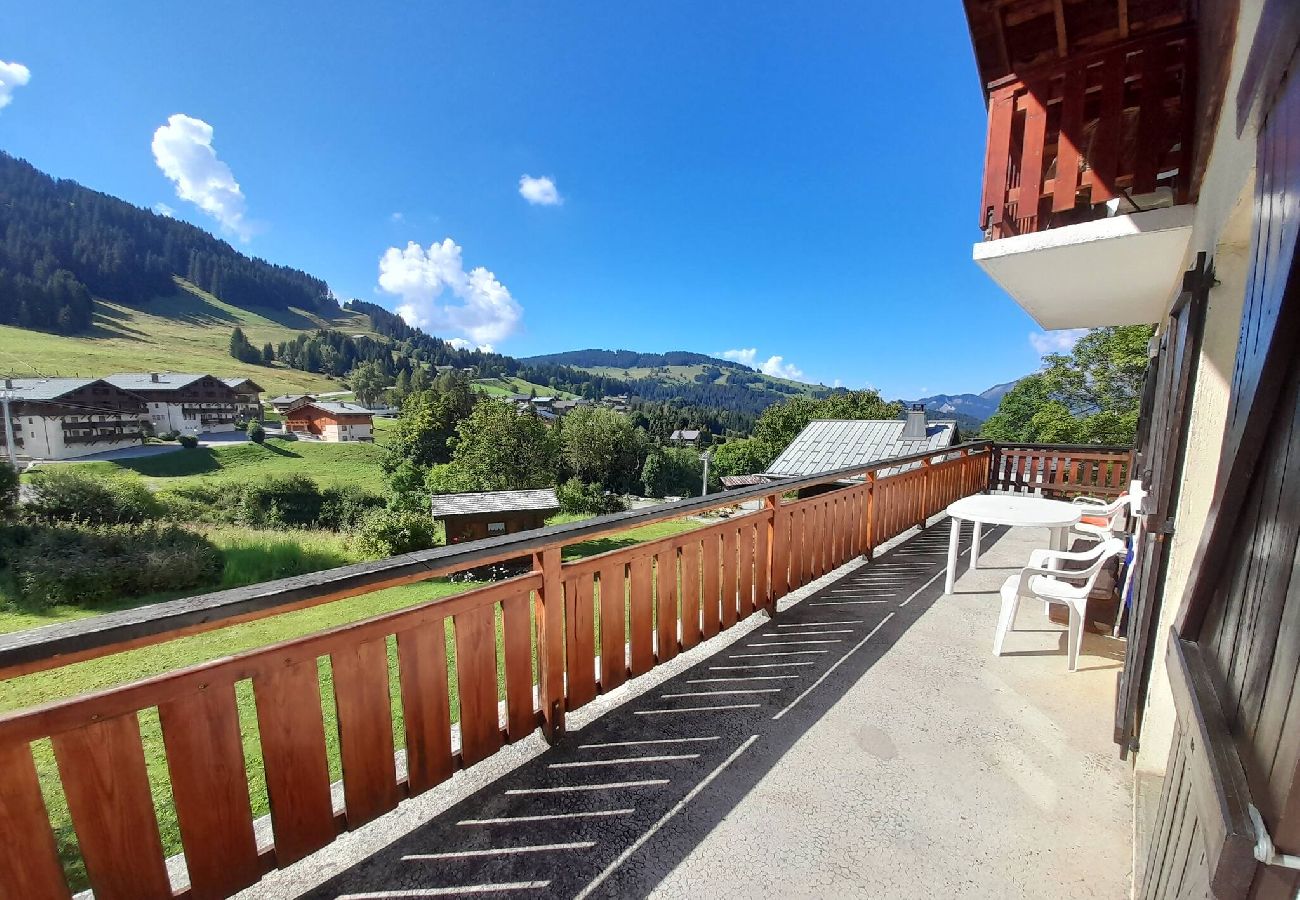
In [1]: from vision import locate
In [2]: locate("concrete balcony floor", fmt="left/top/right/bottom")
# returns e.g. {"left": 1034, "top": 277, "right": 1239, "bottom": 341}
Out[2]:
{"left": 249, "top": 519, "right": 1131, "bottom": 900}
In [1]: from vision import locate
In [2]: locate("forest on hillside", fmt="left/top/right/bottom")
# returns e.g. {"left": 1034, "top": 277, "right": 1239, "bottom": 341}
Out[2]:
{"left": 0, "top": 152, "right": 335, "bottom": 334}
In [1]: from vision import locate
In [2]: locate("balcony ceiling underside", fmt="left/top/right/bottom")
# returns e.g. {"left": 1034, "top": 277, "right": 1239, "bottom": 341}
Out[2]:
{"left": 972, "top": 204, "right": 1194, "bottom": 329}
{"left": 963, "top": 0, "right": 1189, "bottom": 92}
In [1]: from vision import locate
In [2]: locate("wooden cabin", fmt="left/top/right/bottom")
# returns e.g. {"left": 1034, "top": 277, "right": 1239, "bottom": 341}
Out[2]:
{"left": 430, "top": 488, "right": 560, "bottom": 544}
{"left": 283, "top": 402, "right": 374, "bottom": 442}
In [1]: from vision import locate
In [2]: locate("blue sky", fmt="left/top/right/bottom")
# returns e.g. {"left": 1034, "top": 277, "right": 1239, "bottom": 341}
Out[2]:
{"left": 0, "top": 0, "right": 1071, "bottom": 397}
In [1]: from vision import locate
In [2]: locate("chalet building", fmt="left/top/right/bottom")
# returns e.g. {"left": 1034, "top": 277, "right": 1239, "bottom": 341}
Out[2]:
{"left": 105, "top": 373, "right": 242, "bottom": 435}
{"left": 1, "top": 377, "right": 146, "bottom": 461}
{"left": 222, "top": 377, "right": 265, "bottom": 422}
{"left": 763, "top": 406, "right": 959, "bottom": 495}
{"left": 430, "top": 488, "right": 560, "bottom": 544}
{"left": 269, "top": 393, "right": 315, "bottom": 415}
{"left": 961, "top": 0, "right": 1300, "bottom": 893}
{"left": 283, "top": 401, "right": 374, "bottom": 442}
{"left": 669, "top": 428, "right": 702, "bottom": 446}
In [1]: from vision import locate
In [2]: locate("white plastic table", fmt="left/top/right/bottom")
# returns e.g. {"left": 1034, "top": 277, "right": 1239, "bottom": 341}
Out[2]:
{"left": 944, "top": 495, "right": 1082, "bottom": 594}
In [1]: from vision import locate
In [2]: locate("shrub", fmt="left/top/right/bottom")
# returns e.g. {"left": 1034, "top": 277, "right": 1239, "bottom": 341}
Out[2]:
{"left": 557, "top": 477, "right": 627, "bottom": 516}
{"left": 178, "top": 434, "right": 199, "bottom": 449}
{"left": 159, "top": 430, "right": 179, "bottom": 442}
{"left": 235, "top": 474, "right": 325, "bottom": 527}
{"left": 318, "top": 484, "right": 385, "bottom": 530}
{"left": 25, "top": 468, "right": 159, "bottom": 525}
{"left": 9, "top": 523, "right": 223, "bottom": 609}
{"left": 356, "top": 507, "right": 438, "bottom": 557}
{"left": 246, "top": 421, "right": 266, "bottom": 444}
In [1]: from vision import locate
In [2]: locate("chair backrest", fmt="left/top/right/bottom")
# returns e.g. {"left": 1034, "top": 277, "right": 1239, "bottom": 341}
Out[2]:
{"left": 1081, "top": 538, "right": 1129, "bottom": 591}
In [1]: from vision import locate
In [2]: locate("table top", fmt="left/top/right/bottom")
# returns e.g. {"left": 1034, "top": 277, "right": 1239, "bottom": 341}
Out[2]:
{"left": 946, "top": 494, "right": 1082, "bottom": 528}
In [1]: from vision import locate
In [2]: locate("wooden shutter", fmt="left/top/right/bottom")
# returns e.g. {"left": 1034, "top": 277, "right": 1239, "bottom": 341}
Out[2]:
{"left": 1115, "top": 255, "right": 1210, "bottom": 755}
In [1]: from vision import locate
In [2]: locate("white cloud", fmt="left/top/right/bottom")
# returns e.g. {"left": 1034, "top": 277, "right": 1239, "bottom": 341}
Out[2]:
{"left": 151, "top": 113, "right": 250, "bottom": 240}
{"left": 833, "top": 378, "right": 843, "bottom": 388}
{"left": 447, "top": 337, "right": 472, "bottom": 351}
{"left": 152, "top": 202, "right": 176, "bottom": 218}
{"left": 0, "top": 60, "right": 30, "bottom": 111}
{"left": 390, "top": 211, "right": 405, "bottom": 223}
{"left": 378, "top": 238, "right": 523, "bottom": 346}
{"left": 722, "top": 347, "right": 806, "bottom": 381}
{"left": 519, "top": 174, "right": 562, "bottom": 206}
{"left": 1029, "top": 327, "right": 1089, "bottom": 355}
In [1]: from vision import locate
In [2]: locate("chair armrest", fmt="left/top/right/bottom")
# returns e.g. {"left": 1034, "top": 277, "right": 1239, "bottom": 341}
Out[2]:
{"left": 1031, "top": 545, "right": 1108, "bottom": 564}
{"left": 1073, "top": 496, "right": 1109, "bottom": 507}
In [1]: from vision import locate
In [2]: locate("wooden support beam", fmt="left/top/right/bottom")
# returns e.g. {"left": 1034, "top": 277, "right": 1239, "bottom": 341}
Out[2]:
{"left": 1053, "top": 0, "right": 1068, "bottom": 57}
{"left": 1118, "top": 0, "right": 1130, "bottom": 39}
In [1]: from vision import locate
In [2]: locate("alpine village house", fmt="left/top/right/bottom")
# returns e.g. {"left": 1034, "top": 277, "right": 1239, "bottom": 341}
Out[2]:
{"left": 0, "top": 1, "right": 1298, "bottom": 898}
{"left": 1, "top": 372, "right": 263, "bottom": 461}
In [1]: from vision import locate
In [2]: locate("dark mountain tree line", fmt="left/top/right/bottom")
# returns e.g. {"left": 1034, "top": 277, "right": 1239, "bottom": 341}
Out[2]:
{"left": 0, "top": 152, "right": 335, "bottom": 335}
{"left": 519, "top": 348, "right": 744, "bottom": 370}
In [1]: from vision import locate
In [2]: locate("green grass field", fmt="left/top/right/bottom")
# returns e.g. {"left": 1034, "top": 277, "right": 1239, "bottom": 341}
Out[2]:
{"left": 0, "top": 513, "right": 703, "bottom": 890}
{"left": 472, "top": 376, "right": 578, "bottom": 399}
{"left": 583, "top": 363, "right": 826, "bottom": 395}
{"left": 0, "top": 279, "right": 363, "bottom": 397}
{"left": 56, "top": 435, "right": 391, "bottom": 493}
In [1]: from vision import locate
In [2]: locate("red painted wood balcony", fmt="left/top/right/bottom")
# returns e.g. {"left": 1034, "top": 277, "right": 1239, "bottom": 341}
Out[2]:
{"left": 0, "top": 442, "right": 1134, "bottom": 898}
{"left": 979, "top": 28, "right": 1195, "bottom": 241}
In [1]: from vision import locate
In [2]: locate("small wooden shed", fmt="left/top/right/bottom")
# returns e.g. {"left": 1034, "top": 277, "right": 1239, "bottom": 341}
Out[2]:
{"left": 431, "top": 488, "right": 561, "bottom": 544}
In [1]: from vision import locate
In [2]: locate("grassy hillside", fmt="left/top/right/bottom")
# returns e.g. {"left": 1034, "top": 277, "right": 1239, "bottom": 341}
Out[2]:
{"left": 0, "top": 278, "right": 368, "bottom": 396}
{"left": 472, "top": 376, "right": 579, "bottom": 399}
{"left": 58, "top": 433, "right": 391, "bottom": 493}
{"left": 584, "top": 363, "right": 827, "bottom": 397}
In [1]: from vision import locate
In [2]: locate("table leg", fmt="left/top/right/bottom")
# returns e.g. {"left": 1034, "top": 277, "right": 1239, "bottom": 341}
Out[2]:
{"left": 970, "top": 521, "right": 982, "bottom": 570}
{"left": 945, "top": 517, "right": 961, "bottom": 594}
{"left": 1049, "top": 527, "right": 1067, "bottom": 568}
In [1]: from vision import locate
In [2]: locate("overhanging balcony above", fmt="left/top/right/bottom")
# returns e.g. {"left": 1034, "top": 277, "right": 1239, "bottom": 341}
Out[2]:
{"left": 973, "top": 203, "right": 1193, "bottom": 328}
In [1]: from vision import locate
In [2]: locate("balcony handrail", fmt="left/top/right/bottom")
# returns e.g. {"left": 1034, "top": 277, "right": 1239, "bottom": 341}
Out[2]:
{"left": 984, "top": 24, "right": 1195, "bottom": 94}
{"left": 0, "top": 440, "right": 993, "bottom": 679}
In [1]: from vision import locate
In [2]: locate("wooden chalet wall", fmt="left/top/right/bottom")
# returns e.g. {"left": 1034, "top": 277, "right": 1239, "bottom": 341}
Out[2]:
{"left": 1141, "top": 52, "right": 1300, "bottom": 899}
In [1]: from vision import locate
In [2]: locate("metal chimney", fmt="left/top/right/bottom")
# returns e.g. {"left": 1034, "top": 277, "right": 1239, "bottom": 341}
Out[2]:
{"left": 902, "top": 403, "right": 928, "bottom": 440}
{"left": 151, "top": 372, "right": 161, "bottom": 383}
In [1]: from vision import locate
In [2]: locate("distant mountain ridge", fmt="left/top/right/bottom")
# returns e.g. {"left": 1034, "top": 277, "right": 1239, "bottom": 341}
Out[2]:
{"left": 520, "top": 349, "right": 749, "bottom": 371}
{"left": 904, "top": 379, "right": 1022, "bottom": 424}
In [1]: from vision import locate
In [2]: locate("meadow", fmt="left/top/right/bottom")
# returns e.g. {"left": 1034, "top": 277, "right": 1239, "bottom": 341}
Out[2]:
{"left": 0, "top": 279, "right": 364, "bottom": 397}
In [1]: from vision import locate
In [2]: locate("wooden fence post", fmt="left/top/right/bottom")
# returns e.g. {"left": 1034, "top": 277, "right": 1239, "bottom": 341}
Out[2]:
{"left": 533, "top": 548, "right": 565, "bottom": 743}
{"left": 863, "top": 473, "right": 876, "bottom": 559}
{"left": 919, "top": 458, "right": 933, "bottom": 529}
{"left": 763, "top": 493, "right": 782, "bottom": 616}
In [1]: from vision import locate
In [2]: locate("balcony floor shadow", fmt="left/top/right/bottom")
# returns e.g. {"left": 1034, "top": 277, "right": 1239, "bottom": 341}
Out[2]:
{"left": 265, "top": 520, "right": 1131, "bottom": 900}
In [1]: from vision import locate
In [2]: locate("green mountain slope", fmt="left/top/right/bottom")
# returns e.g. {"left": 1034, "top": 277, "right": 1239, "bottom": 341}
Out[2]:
{"left": 0, "top": 278, "right": 365, "bottom": 396}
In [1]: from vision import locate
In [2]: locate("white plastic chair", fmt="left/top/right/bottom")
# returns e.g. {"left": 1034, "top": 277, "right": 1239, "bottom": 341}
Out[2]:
{"left": 1070, "top": 494, "right": 1134, "bottom": 540}
{"left": 993, "top": 537, "right": 1127, "bottom": 672}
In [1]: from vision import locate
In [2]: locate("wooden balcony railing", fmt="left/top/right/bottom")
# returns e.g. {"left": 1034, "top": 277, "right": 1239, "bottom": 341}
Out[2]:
{"left": 980, "top": 28, "right": 1195, "bottom": 240}
{"left": 990, "top": 443, "right": 1133, "bottom": 499}
{"left": 0, "top": 443, "right": 993, "bottom": 899}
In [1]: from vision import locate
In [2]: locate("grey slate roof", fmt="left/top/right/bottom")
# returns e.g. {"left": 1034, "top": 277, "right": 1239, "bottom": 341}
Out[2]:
{"left": 105, "top": 372, "right": 209, "bottom": 391}
{"left": 270, "top": 393, "right": 314, "bottom": 404}
{"left": 2, "top": 377, "right": 98, "bottom": 400}
{"left": 223, "top": 377, "right": 265, "bottom": 392}
{"left": 671, "top": 429, "right": 702, "bottom": 441}
{"left": 430, "top": 488, "right": 561, "bottom": 517}
{"left": 303, "top": 402, "right": 373, "bottom": 416}
{"left": 763, "top": 419, "right": 959, "bottom": 478}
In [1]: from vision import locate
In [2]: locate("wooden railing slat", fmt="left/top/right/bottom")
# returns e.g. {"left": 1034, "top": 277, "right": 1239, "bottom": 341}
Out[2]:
{"left": 0, "top": 739, "right": 70, "bottom": 900}
{"left": 599, "top": 562, "right": 628, "bottom": 692}
{"left": 453, "top": 604, "right": 502, "bottom": 766}
{"left": 332, "top": 638, "right": 399, "bottom": 826}
{"left": 655, "top": 549, "right": 678, "bottom": 663}
{"left": 253, "top": 660, "right": 336, "bottom": 865}
{"left": 51, "top": 715, "right": 171, "bottom": 900}
{"left": 701, "top": 531, "right": 721, "bottom": 640}
{"left": 627, "top": 555, "right": 654, "bottom": 675}
{"left": 396, "top": 621, "right": 453, "bottom": 795}
{"left": 721, "top": 527, "right": 739, "bottom": 630}
{"left": 679, "top": 539, "right": 702, "bottom": 650}
{"left": 565, "top": 571, "right": 597, "bottom": 708}
{"left": 501, "top": 589, "right": 536, "bottom": 741}
{"left": 738, "top": 520, "right": 756, "bottom": 619}
{"left": 159, "top": 684, "right": 261, "bottom": 900}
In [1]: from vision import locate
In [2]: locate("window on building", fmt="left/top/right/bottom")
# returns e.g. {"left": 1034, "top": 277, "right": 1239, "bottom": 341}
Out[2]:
{"left": 487, "top": 522, "right": 507, "bottom": 535}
